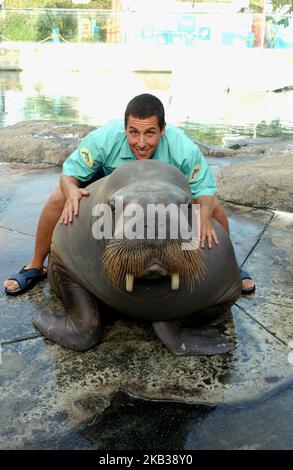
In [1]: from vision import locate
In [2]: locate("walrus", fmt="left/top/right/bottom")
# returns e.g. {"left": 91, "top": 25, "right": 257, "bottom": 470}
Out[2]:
{"left": 33, "top": 160, "right": 241, "bottom": 355}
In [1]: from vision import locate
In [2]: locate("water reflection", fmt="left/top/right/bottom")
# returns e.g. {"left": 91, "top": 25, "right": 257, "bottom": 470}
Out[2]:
{"left": 0, "top": 69, "right": 292, "bottom": 143}
{"left": 0, "top": 70, "right": 171, "bottom": 128}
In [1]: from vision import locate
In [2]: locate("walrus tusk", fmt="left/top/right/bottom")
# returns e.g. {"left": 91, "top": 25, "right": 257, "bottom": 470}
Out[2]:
{"left": 126, "top": 274, "right": 134, "bottom": 292}
{"left": 171, "top": 273, "right": 180, "bottom": 290}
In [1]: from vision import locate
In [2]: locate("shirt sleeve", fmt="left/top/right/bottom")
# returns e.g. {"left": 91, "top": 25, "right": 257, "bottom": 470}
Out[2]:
{"left": 63, "top": 130, "right": 104, "bottom": 182}
{"left": 183, "top": 145, "right": 217, "bottom": 199}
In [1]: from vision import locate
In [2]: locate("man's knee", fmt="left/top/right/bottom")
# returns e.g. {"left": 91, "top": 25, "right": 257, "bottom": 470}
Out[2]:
{"left": 46, "top": 186, "right": 65, "bottom": 211}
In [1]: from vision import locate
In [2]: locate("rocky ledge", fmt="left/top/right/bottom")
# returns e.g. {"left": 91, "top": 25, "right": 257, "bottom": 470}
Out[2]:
{"left": 216, "top": 136, "right": 293, "bottom": 212}
{"left": 0, "top": 120, "right": 96, "bottom": 166}
{"left": 0, "top": 120, "right": 292, "bottom": 212}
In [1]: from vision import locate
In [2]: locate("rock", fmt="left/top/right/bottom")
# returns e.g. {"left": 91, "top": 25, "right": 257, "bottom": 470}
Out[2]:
{"left": 217, "top": 155, "right": 293, "bottom": 212}
{"left": 222, "top": 137, "right": 293, "bottom": 158}
{"left": 195, "top": 140, "right": 262, "bottom": 158}
{"left": 0, "top": 120, "right": 97, "bottom": 166}
{"left": 196, "top": 136, "right": 293, "bottom": 159}
{"left": 196, "top": 141, "right": 237, "bottom": 157}
{"left": 195, "top": 136, "right": 293, "bottom": 158}
{"left": 1, "top": 121, "right": 292, "bottom": 167}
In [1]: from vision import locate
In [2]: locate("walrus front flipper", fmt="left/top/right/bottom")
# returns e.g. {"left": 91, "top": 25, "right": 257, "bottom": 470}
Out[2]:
{"left": 33, "top": 267, "right": 102, "bottom": 351}
{"left": 153, "top": 318, "right": 233, "bottom": 356}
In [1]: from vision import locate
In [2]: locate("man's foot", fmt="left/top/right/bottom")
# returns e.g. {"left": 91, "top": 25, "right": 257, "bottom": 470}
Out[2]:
{"left": 240, "top": 269, "right": 255, "bottom": 295}
{"left": 4, "top": 265, "right": 47, "bottom": 296}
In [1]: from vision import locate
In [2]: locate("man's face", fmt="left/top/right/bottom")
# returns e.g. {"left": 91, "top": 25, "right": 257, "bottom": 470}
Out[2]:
{"left": 126, "top": 115, "right": 165, "bottom": 160}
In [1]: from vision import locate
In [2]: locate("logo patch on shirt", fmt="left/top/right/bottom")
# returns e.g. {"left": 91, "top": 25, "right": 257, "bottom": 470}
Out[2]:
{"left": 80, "top": 147, "right": 93, "bottom": 168}
{"left": 189, "top": 164, "right": 201, "bottom": 182}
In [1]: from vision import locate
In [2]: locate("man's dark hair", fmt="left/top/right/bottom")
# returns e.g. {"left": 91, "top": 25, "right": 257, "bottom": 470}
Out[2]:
{"left": 124, "top": 93, "right": 165, "bottom": 131}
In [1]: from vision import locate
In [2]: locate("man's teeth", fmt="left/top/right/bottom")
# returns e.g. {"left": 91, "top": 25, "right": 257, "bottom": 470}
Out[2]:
{"left": 126, "top": 274, "right": 134, "bottom": 292}
{"left": 125, "top": 273, "right": 180, "bottom": 292}
{"left": 171, "top": 273, "right": 180, "bottom": 290}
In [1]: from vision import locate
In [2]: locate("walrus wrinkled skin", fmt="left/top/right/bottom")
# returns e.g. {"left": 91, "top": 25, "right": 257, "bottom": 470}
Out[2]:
{"left": 33, "top": 160, "right": 241, "bottom": 355}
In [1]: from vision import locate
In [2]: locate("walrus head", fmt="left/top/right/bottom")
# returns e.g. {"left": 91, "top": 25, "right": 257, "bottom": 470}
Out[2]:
{"left": 100, "top": 161, "right": 206, "bottom": 293}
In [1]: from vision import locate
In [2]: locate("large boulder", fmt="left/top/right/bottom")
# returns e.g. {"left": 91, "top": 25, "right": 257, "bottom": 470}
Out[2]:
{"left": 0, "top": 120, "right": 96, "bottom": 166}
{"left": 217, "top": 154, "right": 293, "bottom": 212}
{"left": 222, "top": 136, "right": 293, "bottom": 158}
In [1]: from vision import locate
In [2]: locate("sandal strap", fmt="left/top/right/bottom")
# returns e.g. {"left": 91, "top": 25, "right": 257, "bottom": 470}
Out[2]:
{"left": 240, "top": 268, "right": 252, "bottom": 281}
{"left": 8, "top": 268, "right": 46, "bottom": 290}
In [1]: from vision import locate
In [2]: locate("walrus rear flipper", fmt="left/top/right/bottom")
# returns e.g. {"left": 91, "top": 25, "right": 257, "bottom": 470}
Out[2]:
{"left": 33, "top": 265, "right": 102, "bottom": 351}
{"left": 153, "top": 306, "right": 234, "bottom": 355}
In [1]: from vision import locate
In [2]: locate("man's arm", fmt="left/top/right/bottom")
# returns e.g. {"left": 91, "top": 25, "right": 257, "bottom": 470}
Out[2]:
{"left": 59, "top": 130, "right": 102, "bottom": 225}
{"left": 59, "top": 174, "right": 90, "bottom": 225}
{"left": 193, "top": 195, "right": 219, "bottom": 249}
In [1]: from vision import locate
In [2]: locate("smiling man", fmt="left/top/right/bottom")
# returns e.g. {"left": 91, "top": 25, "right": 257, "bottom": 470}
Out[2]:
{"left": 127, "top": 116, "right": 162, "bottom": 160}
{"left": 4, "top": 93, "right": 255, "bottom": 296}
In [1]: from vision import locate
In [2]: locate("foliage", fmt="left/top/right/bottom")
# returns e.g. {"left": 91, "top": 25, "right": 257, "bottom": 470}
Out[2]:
{"left": 35, "top": 10, "right": 78, "bottom": 41}
{"left": 0, "top": 6, "right": 109, "bottom": 42}
{"left": 271, "top": 1, "right": 293, "bottom": 13}
{"left": 4, "top": 0, "right": 112, "bottom": 9}
{"left": 177, "top": 1, "right": 231, "bottom": 3}
{"left": 246, "top": 1, "right": 293, "bottom": 14}
{"left": 178, "top": 0, "right": 293, "bottom": 13}
{"left": 0, "top": 10, "right": 35, "bottom": 40}
{"left": 4, "top": 0, "right": 293, "bottom": 12}
{"left": 179, "top": 123, "right": 225, "bottom": 146}
{"left": 255, "top": 119, "right": 292, "bottom": 138}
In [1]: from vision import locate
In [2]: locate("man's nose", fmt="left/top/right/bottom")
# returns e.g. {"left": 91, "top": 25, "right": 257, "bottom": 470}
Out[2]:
{"left": 138, "top": 134, "right": 146, "bottom": 148}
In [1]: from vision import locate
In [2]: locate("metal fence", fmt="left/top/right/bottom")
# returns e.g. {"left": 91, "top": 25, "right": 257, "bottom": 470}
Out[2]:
{"left": 0, "top": 9, "right": 292, "bottom": 48}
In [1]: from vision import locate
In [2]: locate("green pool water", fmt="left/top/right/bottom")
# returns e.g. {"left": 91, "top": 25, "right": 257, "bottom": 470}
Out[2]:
{"left": 1, "top": 70, "right": 292, "bottom": 144}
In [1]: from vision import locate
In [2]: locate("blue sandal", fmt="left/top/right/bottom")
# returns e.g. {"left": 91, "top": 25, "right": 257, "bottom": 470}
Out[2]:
{"left": 4, "top": 266, "right": 47, "bottom": 297}
{"left": 240, "top": 268, "right": 255, "bottom": 295}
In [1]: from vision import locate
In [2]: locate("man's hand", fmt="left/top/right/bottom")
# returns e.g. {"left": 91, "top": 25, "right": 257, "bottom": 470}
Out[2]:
{"left": 199, "top": 213, "right": 219, "bottom": 249}
{"left": 193, "top": 195, "right": 219, "bottom": 249}
{"left": 59, "top": 187, "right": 89, "bottom": 225}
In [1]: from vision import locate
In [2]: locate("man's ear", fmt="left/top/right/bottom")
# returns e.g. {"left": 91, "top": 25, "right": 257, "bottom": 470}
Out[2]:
{"left": 160, "top": 124, "right": 166, "bottom": 137}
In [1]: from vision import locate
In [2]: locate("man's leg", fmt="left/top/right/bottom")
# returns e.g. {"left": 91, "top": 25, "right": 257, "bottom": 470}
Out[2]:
{"left": 4, "top": 186, "right": 65, "bottom": 293}
{"left": 212, "top": 197, "right": 255, "bottom": 292}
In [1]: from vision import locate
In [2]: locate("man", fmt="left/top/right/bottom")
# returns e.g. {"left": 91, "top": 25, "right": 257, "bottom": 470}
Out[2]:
{"left": 4, "top": 93, "right": 255, "bottom": 295}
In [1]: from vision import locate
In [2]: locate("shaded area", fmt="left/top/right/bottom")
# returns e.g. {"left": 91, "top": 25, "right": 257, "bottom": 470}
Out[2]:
{"left": 17, "top": 383, "right": 293, "bottom": 450}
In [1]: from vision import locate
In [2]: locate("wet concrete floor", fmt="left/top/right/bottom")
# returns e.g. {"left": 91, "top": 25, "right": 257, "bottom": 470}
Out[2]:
{"left": 0, "top": 161, "right": 293, "bottom": 450}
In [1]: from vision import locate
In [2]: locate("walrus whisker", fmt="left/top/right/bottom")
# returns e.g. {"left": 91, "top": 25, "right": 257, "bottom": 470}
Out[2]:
{"left": 103, "top": 240, "right": 206, "bottom": 292}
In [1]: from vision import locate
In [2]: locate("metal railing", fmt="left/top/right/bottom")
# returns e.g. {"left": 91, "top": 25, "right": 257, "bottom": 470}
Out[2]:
{"left": 0, "top": 9, "right": 292, "bottom": 48}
